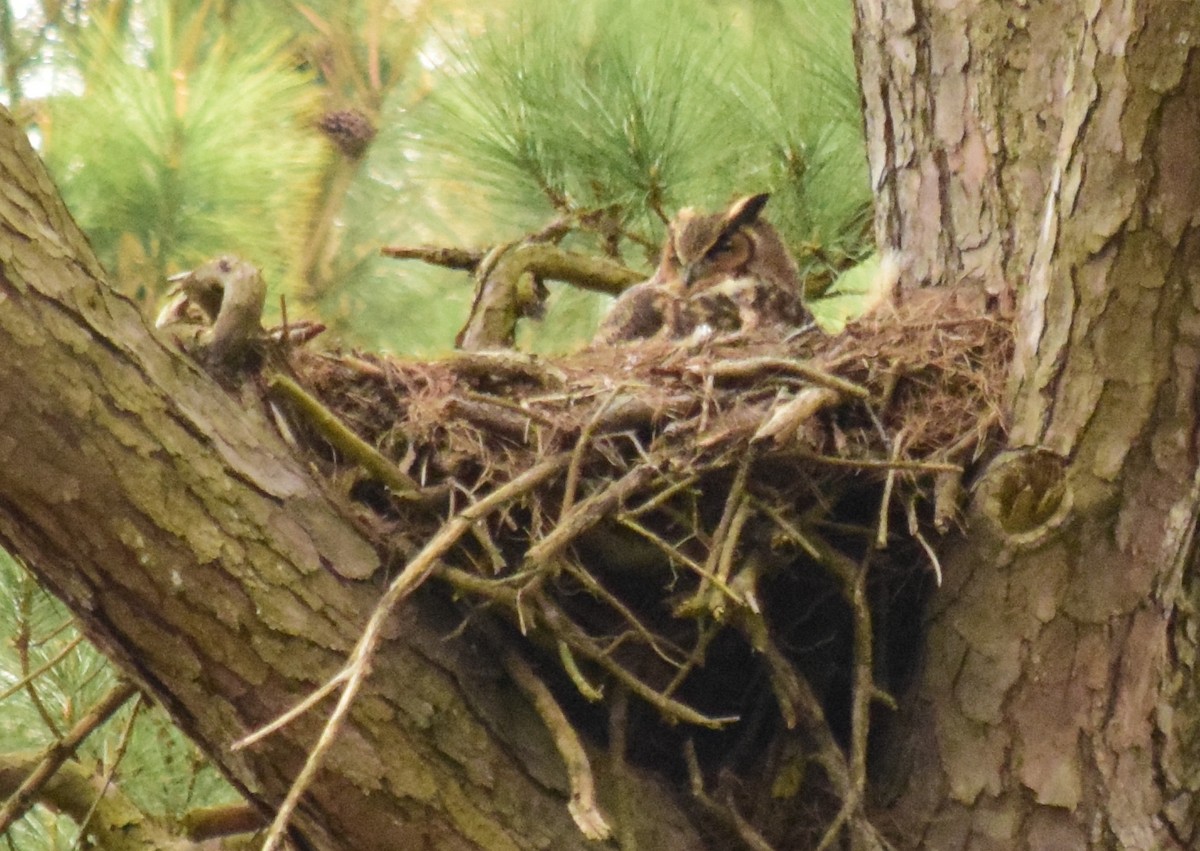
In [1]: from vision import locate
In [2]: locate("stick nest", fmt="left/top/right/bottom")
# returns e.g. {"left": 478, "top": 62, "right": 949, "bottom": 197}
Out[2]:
{"left": 280, "top": 292, "right": 1011, "bottom": 847}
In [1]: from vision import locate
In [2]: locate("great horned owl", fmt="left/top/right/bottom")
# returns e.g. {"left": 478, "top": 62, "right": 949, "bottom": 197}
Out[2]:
{"left": 593, "top": 193, "right": 808, "bottom": 344}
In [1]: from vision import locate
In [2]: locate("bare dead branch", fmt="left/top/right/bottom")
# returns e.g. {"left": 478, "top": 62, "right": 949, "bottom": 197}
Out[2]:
{"left": 457, "top": 242, "right": 643, "bottom": 349}
{"left": 380, "top": 244, "right": 486, "bottom": 270}
{"left": 252, "top": 452, "right": 571, "bottom": 851}
{"left": 493, "top": 631, "right": 612, "bottom": 841}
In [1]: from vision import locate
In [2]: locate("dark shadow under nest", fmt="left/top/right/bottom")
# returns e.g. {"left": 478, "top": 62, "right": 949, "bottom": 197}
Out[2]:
{"left": 270, "top": 293, "right": 1011, "bottom": 850}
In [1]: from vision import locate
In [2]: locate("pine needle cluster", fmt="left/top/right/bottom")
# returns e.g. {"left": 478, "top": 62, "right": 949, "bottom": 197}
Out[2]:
{"left": 406, "top": 0, "right": 870, "bottom": 273}
{"left": 348, "top": 0, "right": 873, "bottom": 351}
{"left": 42, "top": 3, "right": 324, "bottom": 303}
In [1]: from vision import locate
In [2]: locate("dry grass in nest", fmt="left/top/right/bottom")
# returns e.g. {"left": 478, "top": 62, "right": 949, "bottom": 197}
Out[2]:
{"left": 295, "top": 298, "right": 1008, "bottom": 489}
{"left": 272, "top": 291, "right": 1012, "bottom": 848}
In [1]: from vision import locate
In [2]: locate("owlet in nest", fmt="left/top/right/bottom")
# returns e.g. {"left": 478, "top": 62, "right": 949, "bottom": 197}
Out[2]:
{"left": 594, "top": 193, "right": 810, "bottom": 344}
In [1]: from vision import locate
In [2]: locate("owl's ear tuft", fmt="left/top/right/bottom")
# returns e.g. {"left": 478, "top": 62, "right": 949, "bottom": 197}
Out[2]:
{"left": 723, "top": 193, "right": 771, "bottom": 231}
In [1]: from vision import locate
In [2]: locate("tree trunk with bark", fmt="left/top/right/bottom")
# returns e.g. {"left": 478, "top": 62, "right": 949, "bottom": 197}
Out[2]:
{"left": 854, "top": 1, "right": 1200, "bottom": 848}
{"left": 0, "top": 111, "right": 702, "bottom": 851}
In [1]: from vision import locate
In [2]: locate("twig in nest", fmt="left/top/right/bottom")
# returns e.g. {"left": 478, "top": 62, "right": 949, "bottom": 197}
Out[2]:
{"left": 623, "top": 474, "right": 700, "bottom": 518}
{"left": 526, "top": 462, "right": 661, "bottom": 567}
{"left": 558, "top": 639, "right": 604, "bottom": 702}
{"left": 697, "top": 370, "right": 716, "bottom": 434}
{"left": 676, "top": 451, "right": 753, "bottom": 618}
{"left": 754, "top": 500, "right": 822, "bottom": 562}
{"left": 813, "top": 797, "right": 894, "bottom": 851}
{"left": 779, "top": 503, "right": 895, "bottom": 851}
{"left": 447, "top": 349, "right": 567, "bottom": 387}
{"left": 617, "top": 517, "right": 740, "bottom": 601}
{"left": 788, "top": 451, "right": 963, "bottom": 475}
{"left": 447, "top": 396, "right": 543, "bottom": 443}
{"left": 940, "top": 409, "right": 1002, "bottom": 464}
{"left": 536, "top": 595, "right": 737, "bottom": 729}
{"left": 875, "top": 428, "right": 908, "bottom": 550}
{"left": 932, "top": 469, "right": 962, "bottom": 535}
{"left": 907, "top": 496, "right": 943, "bottom": 585}
{"left": 241, "top": 452, "right": 571, "bottom": 851}
{"left": 469, "top": 521, "right": 507, "bottom": 574}
{"left": 267, "top": 374, "right": 426, "bottom": 501}
{"left": 847, "top": 558, "right": 873, "bottom": 798}
{"left": 695, "top": 356, "right": 870, "bottom": 399}
{"left": 553, "top": 556, "right": 687, "bottom": 668}
{"left": 784, "top": 678, "right": 853, "bottom": 800}
{"left": 316, "top": 351, "right": 387, "bottom": 379}
{"left": 460, "top": 390, "right": 556, "bottom": 428}
{"left": 682, "top": 740, "right": 778, "bottom": 851}
{"left": 796, "top": 531, "right": 879, "bottom": 808}
{"left": 764, "top": 518, "right": 883, "bottom": 829}
{"left": 609, "top": 686, "right": 638, "bottom": 851}
{"left": 662, "top": 621, "right": 720, "bottom": 699}
{"left": 489, "top": 625, "right": 612, "bottom": 841}
{"left": 715, "top": 500, "right": 752, "bottom": 592}
{"left": 561, "top": 388, "right": 622, "bottom": 518}
{"left": 752, "top": 387, "right": 841, "bottom": 446}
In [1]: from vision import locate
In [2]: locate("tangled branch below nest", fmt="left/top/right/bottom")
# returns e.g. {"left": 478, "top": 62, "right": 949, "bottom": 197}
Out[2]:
{"left": 271, "top": 293, "right": 1011, "bottom": 849}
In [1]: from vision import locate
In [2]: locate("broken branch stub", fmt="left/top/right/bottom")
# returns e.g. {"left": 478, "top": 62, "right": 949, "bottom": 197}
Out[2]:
{"left": 455, "top": 242, "right": 643, "bottom": 350}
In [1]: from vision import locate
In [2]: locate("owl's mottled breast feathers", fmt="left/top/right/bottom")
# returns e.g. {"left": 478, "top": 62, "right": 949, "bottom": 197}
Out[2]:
{"left": 594, "top": 193, "right": 811, "bottom": 345}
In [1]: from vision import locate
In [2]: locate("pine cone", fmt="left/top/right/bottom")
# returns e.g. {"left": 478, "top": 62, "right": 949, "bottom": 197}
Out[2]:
{"left": 318, "top": 109, "right": 377, "bottom": 159}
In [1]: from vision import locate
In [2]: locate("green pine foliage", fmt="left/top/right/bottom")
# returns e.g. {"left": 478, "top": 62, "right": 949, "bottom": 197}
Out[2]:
{"left": 304, "top": 112, "right": 478, "bottom": 355}
{"left": 380, "top": 0, "right": 872, "bottom": 347}
{"left": 0, "top": 551, "right": 239, "bottom": 849}
{"left": 42, "top": 1, "right": 325, "bottom": 305}
{"left": 413, "top": 1, "right": 733, "bottom": 232}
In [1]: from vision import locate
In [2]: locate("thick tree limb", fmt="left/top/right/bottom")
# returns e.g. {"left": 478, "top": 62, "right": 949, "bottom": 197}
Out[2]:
{"left": 0, "top": 105, "right": 707, "bottom": 851}
{"left": 456, "top": 242, "right": 643, "bottom": 350}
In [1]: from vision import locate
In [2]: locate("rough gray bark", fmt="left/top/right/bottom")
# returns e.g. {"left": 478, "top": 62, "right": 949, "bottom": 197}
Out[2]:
{"left": 0, "top": 108, "right": 702, "bottom": 851}
{"left": 854, "top": 1, "right": 1200, "bottom": 848}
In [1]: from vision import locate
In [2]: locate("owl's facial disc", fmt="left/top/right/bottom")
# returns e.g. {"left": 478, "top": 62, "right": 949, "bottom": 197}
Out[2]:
{"left": 682, "top": 231, "right": 753, "bottom": 289}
